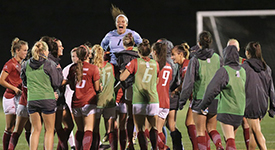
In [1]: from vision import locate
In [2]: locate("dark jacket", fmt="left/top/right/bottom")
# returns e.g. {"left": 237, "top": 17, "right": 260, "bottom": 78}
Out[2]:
{"left": 179, "top": 48, "right": 223, "bottom": 109}
{"left": 242, "top": 58, "right": 275, "bottom": 118}
{"left": 197, "top": 45, "right": 241, "bottom": 110}
{"left": 116, "top": 48, "right": 139, "bottom": 89}
{"left": 21, "top": 57, "right": 63, "bottom": 91}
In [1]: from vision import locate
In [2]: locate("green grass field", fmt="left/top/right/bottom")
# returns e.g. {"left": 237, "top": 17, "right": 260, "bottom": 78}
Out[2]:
{"left": 0, "top": 100, "right": 275, "bottom": 150}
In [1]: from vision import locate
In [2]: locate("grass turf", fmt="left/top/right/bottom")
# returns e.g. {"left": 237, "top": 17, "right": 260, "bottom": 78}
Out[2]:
{"left": 0, "top": 100, "right": 275, "bottom": 150}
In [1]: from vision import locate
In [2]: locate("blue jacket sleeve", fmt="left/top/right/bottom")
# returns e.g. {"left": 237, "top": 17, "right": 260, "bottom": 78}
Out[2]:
{"left": 132, "top": 31, "right": 142, "bottom": 45}
{"left": 101, "top": 32, "right": 111, "bottom": 51}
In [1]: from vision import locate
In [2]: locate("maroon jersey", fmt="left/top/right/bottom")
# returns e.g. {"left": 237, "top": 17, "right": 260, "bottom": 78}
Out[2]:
{"left": 180, "top": 59, "right": 189, "bottom": 79}
{"left": 2, "top": 58, "right": 22, "bottom": 98}
{"left": 157, "top": 63, "right": 172, "bottom": 108}
{"left": 19, "top": 86, "right": 27, "bottom": 106}
{"left": 68, "top": 61, "right": 100, "bottom": 108}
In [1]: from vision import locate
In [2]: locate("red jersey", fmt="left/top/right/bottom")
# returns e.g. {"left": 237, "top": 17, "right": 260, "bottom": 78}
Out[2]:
{"left": 2, "top": 58, "right": 22, "bottom": 99}
{"left": 180, "top": 59, "right": 189, "bottom": 79}
{"left": 126, "top": 57, "right": 159, "bottom": 76}
{"left": 19, "top": 86, "right": 27, "bottom": 106}
{"left": 157, "top": 63, "right": 172, "bottom": 108}
{"left": 68, "top": 61, "right": 100, "bottom": 108}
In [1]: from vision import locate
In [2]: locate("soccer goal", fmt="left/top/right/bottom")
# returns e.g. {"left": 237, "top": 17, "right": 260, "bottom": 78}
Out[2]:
{"left": 196, "top": 10, "right": 275, "bottom": 58}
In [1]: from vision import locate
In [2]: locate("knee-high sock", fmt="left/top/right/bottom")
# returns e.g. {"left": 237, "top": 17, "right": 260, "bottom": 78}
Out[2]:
{"left": 8, "top": 132, "right": 20, "bottom": 150}
{"left": 197, "top": 136, "right": 207, "bottom": 150}
{"left": 157, "top": 132, "right": 170, "bottom": 150}
{"left": 243, "top": 128, "right": 249, "bottom": 150}
{"left": 137, "top": 131, "right": 148, "bottom": 150}
{"left": 187, "top": 125, "right": 198, "bottom": 150}
{"left": 209, "top": 130, "right": 224, "bottom": 149}
{"left": 68, "top": 131, "right": 75, "bottom": 147}
{"left": 226, "top": 138, "right": 236, "bottom": 150}
{"left": 91, "top": 132, "right": 100, "bottom": 150}
{"left": 205, "top": 131, "right": 210, "bottom": 150}
{"left": 25, "top": 131, "right": 31, "bottom": 146}
{"left": 3, "top": 131, "right": 11, "bottom": 150}
{"left": 56, "top": 128, "right": 69, "bottom": 150}
{"left": 75, "top": 130, "right": 84, "bottom": 150}
{"left": 119, "top": 129, "right": 127, "bottom": 150}
{"left": 127, "top": 117, "right": 134, "bottom": 144}
{"left": 82, "top": 130, "right": 93, "bottom": 150}
{"left": 109, "top": 129, "right": 118, "bottom": 150}
{"left": 144, "top": 129, "right": 150, "bottom": 139}
{"left": 170, "top": 129, "right": 183, "bottom": 150}
{"left": 149, "top": 129, "right": 158, "bottom": 150}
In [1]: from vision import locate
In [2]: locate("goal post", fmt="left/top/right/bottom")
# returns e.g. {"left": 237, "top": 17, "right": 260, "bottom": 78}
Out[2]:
{"left": 196, "top": 10, "right": 275, "bottom": 57}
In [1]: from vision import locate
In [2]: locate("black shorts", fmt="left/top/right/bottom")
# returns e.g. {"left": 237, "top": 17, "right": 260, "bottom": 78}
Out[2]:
{"left": 169, "top": 94, "right": 179, "bottom": 110}
{"left": 217, "top": 113, "right": 243, "bottom": 128}
{"left": 28, "top": 99, "right": 56, "bottom": 114}
{"left": 191, "top": 99, "right": 218, "bottom": 115}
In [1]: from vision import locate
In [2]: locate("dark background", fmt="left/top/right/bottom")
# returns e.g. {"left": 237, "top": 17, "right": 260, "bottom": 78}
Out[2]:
{"left": 1, "top": 0, "right": 275, "bottom": 94}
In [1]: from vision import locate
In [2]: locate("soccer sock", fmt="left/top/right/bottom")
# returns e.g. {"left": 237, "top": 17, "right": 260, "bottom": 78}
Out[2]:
{"left": 3, "top": 131, "right": 11, "bottom": 150}
{"left": 149, "top": 128, "right": 158, "bottom": 150}
{"left": 159, "top": 132, "right": 166, "bottom": 144}
{"left": 144, "top": 129, "right": 150, "bottom": 139}
{"left": 8, "top": 132, "right": 19, "bottom": 150}
{"left": 56, "top": 128, "right": 68, "bottom": 150}
{"left": 197, "top": 136, "right": 207, "bottom": 150}
{"left": 75, "top": 130, "right": 84, "bottom": 150}
{"left": 109, "top": 129, "right": 118, "bottom": 150}
{"left": 68, "top": 131, "right": 75, "bottom": 147}
{"left": 187, "top": 125, "right": 199, "bottom": 150}
{"left": 91, "top": 132, "right": 100, "bottom": 150}
{"left": 243, "top": 128, "right": 249, "bottom": 150}
{"left": 226, "top": 138, "right": 236, "bottom": 150}
{"left": 82, "top": 130, "right": 93, "bottom": 150}
{"left": 25, "top": 131, "right": 31, "bottom": 145}
{"left": 126, "top": 117, "right": 134, "bottom": 144}
{"left": 170, "top": 128, "right": 183, "bottom": 150}
{"left": 137, "top": 131, "right": 148, "bottom": 150}
{"left": 119, "top": 129, "right": 127, "bottom": 150}
{"left": 205, "top": 131, "right": 211, "bottom": 150}
{"left": 209, "top": 130, "right": 224, "bottom": 149}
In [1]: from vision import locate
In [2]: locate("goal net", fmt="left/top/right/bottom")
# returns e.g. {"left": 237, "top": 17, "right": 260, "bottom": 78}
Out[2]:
{"left": 197, "top": 10, "right": 275, "bottom": 79}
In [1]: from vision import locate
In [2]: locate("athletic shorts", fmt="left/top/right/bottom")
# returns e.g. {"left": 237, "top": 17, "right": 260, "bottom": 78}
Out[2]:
{"left": 73, "top": 104, "right": 97, "bottom": 117}
{"left": 96, "top": 107, "right": 117, "bottom": 119}
{"left": 158, "top": 108, "right": 169, "bottom": 119}
{"left": 28, "top": 99, "right": 56, "bottom": 114}
{"left": 217, "top": 113, "right": 243, "bottom": 128}
{"left": 191, "top": 99, "right": 218, "bottom": 115}
{"left": 2, "top": 95, "right": 20, "bottom": 115}
{"left": 133, "top": 103, "right": 159, "bottom": 116}
{"left": 16, "top": 104, "right": 29, "bottom": 118}
{"left": 117, "top": 102, "right": 127, "bottom": 114}
{"left": 169, "top": 94, "right": 179, "bottom": 110}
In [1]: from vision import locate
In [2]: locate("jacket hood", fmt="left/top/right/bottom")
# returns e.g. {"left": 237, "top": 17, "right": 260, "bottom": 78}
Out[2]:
{"left": 48, "top": 53, "right": 61, "bottom": 65}
{"left": 116, "top": 49, "right": 139, "bottom": 57}
{"left": 195, "top": 48, "right": 215, "bottom": 60}
{"left": 246, "top": 58, "right": 265, "bottom": 72}
{"left": 223, "top": 45, "right": 239, "bottom": 66}
{"left": 29, "top": 57, "right": 46, "bottom": 69}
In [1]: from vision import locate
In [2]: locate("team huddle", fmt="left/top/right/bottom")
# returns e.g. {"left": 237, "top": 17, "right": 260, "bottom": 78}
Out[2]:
{"left": 1, "top": 5, "right": 275, "bottom": 150}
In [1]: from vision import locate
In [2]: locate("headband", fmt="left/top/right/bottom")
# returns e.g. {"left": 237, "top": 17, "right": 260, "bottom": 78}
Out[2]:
{"left": 115, "top": 14, "right": 128, "bottom": 24}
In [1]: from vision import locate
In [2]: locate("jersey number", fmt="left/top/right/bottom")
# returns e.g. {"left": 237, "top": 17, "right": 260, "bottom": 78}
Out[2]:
{"left": 76, "top": 80, "right": 86, "bottom": 89}
{"left": 162, "top": 70, "right": 170, "bottom": 86}
{"left": 142, "top": 67, "right": 153, "bottom": 83}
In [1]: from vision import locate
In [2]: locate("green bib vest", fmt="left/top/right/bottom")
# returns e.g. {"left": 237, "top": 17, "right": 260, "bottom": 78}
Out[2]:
{"left": 132, "top": 58, "right": 159, "bottom": 104}
{"left": 218, "top": 66, "right": 246, "bottom": 115}
{"left": 26, "top": 61, "right": 55, "bottom": 101}
{"left": 97, "top": 62, "right": 116, "bottom": 108}
{"left": 193, "top": 53, "right": 220, "bottom": 100}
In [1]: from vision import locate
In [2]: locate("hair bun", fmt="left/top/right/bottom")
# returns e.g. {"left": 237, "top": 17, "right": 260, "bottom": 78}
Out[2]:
{"left": 142, "top": 38, "right": 149, "bottom": 45}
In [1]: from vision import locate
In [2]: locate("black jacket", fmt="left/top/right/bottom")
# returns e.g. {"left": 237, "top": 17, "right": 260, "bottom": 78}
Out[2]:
{"left": 21, "top": 57, "right": 63, "bottom": 91}
{"left": 179, "top": 48, "right": 223, "bottom": 109}
{"left": 197, "top": 45, "right": 242, "bottom": 110}
{"left": 116, "top": 49, "right": 139, "bottom": 89}
{"left": 242, "top": 58, "right": 275, "bottom": 118}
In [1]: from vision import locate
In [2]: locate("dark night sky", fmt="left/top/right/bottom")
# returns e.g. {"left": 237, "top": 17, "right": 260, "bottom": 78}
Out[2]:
{"left": 1, "top": 0, "right": 275, "bottom": 94}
